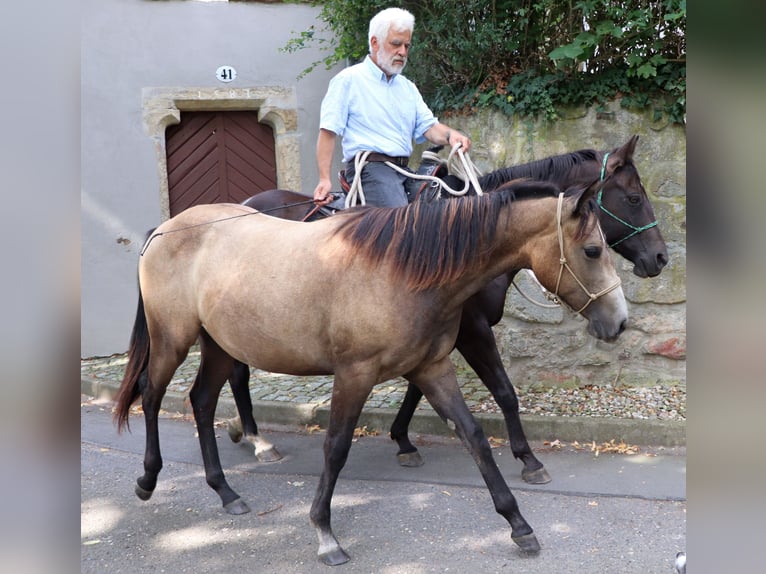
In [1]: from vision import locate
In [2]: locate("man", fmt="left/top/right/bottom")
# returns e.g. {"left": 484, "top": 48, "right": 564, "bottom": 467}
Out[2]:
{"left": 313, "top": 7, "right": 471, "bottom": 208}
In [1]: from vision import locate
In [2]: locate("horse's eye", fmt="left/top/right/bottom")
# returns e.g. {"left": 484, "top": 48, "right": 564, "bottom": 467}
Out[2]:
{"left": 584, "top": 246, "right": 602, "bottom": 259}
{"left": 627, "top": 194, "right": 642, "bottom": 206}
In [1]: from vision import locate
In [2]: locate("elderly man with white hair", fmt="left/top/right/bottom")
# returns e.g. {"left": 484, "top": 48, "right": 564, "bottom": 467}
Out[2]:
{"left": 313, "top": 7, "right": 471, "bottom": 208}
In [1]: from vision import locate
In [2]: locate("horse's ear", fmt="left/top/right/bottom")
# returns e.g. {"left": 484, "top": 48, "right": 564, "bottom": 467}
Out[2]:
{"left": 604, "top": 134, "right": 639, "bottom": 177}
{"left": 567, "top": 184, "right": 589, "bottom": 215}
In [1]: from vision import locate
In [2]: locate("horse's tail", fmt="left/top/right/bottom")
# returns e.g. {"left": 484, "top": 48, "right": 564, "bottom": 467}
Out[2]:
{"left": 113, "top": 281, "right": 150, "bottom": 433}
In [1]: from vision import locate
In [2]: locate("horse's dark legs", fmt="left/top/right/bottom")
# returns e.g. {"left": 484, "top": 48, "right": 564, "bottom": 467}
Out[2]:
{"left": 389, "top": 384, "right": 425, "bottom": 466}
{"left": 389, "top": 345, "right": 549, "bottom": 483}
{"left": 135, "top": 347, "right": 186, "bottom": 501}
{"left": 226, "top": 360, "right": 282, "bottom": 462}
{"left": 309, "top": 378, "right": 371, "bottom": 566}
{"left": 454, "top": 327, "right": 550, "bottom": 484}
{"left": 408, "top": 360, "right": 540, "bottom": 555}
{"left": 135, "top": 369, "right": 165, "bottom": 500}
{"left": 190, "top": 332, "right": 249, "bottom": 514}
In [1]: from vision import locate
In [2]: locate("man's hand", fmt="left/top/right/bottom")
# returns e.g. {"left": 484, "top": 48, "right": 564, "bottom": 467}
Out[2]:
{"left": 448, "top": 130, "right": 472, "bottom": 153}
{"left": 313, "top": 179, "right": 334, "bottom": 206}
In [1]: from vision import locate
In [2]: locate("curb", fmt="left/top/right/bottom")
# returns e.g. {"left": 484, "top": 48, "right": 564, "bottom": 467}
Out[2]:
{"left": 83, "top": 377, "right": 685, "bottom": 447}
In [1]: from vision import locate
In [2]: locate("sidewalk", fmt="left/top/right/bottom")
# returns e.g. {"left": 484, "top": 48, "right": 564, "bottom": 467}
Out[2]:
{"left": 81, "top": 350, "right": 685, "bottom": 447}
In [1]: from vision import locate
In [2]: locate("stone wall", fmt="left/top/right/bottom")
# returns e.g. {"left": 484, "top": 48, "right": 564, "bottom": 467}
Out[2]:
{"left": 419, "top": 102, "right": 686, "bottom": 389}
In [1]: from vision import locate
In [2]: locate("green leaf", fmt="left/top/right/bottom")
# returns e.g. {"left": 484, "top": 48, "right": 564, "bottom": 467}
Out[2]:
{"left": 549, "top": 44, "right": 584, "bottom": 61}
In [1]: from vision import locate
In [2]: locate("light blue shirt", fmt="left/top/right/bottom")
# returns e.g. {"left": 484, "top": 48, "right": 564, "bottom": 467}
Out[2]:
{"left": 320, "top": 56, "right": 438, "bottom": 163}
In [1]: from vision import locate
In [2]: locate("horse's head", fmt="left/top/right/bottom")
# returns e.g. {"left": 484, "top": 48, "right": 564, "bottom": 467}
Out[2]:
{"left": 529, "top": 187, "right": 628, "bottom": 342}
{"left": 589, "top": 135, "right": 669, "bottom": 278}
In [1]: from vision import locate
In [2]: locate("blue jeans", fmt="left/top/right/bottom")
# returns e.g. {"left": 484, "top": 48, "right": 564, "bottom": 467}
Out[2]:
{"left": 344, "top": 161, "right": 415, "bottom": 208}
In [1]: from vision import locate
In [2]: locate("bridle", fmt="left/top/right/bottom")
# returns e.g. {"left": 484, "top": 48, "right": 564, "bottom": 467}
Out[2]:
{"left": 548, "top": 192, "right": 622, "bottom": 314}
{"left": 515, "top": 192, "right": 622, "bottom": 313}
{"left": 595, "top": 152, "right": 658, "bottom": 248}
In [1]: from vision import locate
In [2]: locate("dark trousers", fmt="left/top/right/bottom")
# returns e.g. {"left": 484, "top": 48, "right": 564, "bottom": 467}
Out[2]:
{"left": 344, "top": 161, "right": 420, "bottom": 207}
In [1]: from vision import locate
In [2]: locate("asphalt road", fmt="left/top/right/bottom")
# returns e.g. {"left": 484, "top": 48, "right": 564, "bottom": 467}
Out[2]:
{"left": 81, "top": 399, "right": 685, "bottom": 573}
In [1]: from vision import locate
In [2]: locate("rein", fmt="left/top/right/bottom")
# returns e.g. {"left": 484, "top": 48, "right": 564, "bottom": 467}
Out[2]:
{"left": 140, "top": 197, "right": 326, "bottom": 256}
{"left": 595, "top": 152, "right": 658, "bottom": 247}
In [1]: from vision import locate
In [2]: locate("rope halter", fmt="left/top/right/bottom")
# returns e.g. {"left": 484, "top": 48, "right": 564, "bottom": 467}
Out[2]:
{"left": 549, "top": 192, "right": 623, "bottom": 314}
{"left": 595, "top": 152, "right": 658, "bottom": 248}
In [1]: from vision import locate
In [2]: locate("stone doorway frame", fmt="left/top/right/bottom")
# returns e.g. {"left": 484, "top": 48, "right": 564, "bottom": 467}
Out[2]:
{"left": 142, "top": 86, "right": 301, "bottom": 221}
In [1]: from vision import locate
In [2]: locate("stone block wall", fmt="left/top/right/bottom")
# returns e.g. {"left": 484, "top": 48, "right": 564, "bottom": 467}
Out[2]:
{"left": 420, "top": 102, "right": 686, "bottom": 388}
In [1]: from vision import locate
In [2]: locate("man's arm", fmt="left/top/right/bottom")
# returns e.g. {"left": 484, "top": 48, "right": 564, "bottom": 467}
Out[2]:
{"left": 424, "top": 122, "right": 471, "bottom": 152}
{"left": 313, "top": 128, "right": 337, "bottom": 205}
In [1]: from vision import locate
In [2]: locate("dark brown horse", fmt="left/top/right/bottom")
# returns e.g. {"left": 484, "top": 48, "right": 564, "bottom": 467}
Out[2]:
{"left": 226, "top": 135, "right": 668, "bottom": 485}
{"left": 114, "top": 181, "right": 627, "bottom": 565}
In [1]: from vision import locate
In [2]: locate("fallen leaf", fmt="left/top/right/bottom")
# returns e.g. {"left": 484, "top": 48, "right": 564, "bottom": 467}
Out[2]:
{"left": 488, "top": 436, "right": 507, "bottom": 448}
{"left": 354, "top": 425, "right": 380, "bottom": 438}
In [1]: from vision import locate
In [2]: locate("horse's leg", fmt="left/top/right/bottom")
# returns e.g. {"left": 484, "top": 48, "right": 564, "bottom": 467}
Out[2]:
{"left": 455, "top": 323, "right": 551, "bottom": 485}
{"left": 309, "top": 375, "right": 372, "bottom": 566}
{"left": 189, "top": 331, "right": 249, "bottom": 515}
{"left": 135, "top": 345, "right": 186, "bottom": 501}
{"left": 388, "top": 383, "right": 425, "bottom": 467}
{"left": 226, "top": 360, "right": 282, "bottom": 462}
{"left": 408, "top": 359, "right": 540, "bottom": 556}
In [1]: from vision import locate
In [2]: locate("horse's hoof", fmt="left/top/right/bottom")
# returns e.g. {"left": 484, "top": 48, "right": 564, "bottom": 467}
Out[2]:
{"left": 135, "top": 483, "right": 154, "bottom": 501}
{"left": 227, "top": 419, "right": 243, "bottom": 443}
{"left": 512, "top": 533, "right": 541, "bottom": 556}
{"left": 522, "top": 466, "right": 552, "bottom": 485}
{"left": 223, "top": 498, "right": 251, "bottom": 515}
{"left": 255, "top": 447, "right": 283, "bottom": 463}
{"left": 397, "top": 451, "right": 424, "bottom": 467}
{"left": 319, "top": 547, "right": 351, "bottom": 566}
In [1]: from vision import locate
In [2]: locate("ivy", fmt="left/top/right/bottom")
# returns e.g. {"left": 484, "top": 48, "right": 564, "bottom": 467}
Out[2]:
{"left": 281, "top": 0, "right": 685, "bottom": 125}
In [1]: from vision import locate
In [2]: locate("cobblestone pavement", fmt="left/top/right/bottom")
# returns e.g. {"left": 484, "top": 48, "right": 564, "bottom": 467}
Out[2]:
{"left": 81, "top": 350, "right": 685, "bottom": 422}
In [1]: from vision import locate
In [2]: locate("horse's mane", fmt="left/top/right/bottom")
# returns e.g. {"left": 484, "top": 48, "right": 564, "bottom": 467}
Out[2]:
{"left": 479, "top": 149, "right": 600, "bottom": 190}
{"left": 334, "top": 181, "right": 569, "bottom": 291}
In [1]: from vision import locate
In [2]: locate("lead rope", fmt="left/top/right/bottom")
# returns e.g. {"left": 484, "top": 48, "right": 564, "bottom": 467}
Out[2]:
{"left": 344, "top": 144, "right": 484, "bottom": 207}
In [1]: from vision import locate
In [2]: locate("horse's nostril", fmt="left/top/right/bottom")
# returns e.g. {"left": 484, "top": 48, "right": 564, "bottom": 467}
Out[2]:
{"left": 657, "top": 251, "right": 669, "bottom": 267}
{"left": 619, "top": 319, "right": 627, "bottom": 334}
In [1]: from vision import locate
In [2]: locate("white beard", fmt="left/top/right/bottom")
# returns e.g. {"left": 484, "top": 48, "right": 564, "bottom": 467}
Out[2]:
{"left": 377, "top": 49, "right": 407, "bottom": 76}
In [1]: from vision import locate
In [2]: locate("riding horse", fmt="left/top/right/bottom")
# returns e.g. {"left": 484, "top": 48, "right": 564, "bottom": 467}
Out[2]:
{"left": 114, "top": 181, "right": 627, "bottom": 565}
{"left": 226, "top": 135, "right": 667, "bottom": 484}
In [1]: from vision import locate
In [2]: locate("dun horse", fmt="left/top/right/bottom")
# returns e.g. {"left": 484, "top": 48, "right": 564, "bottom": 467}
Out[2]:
{"left": 227, "top": 135, "right": 667, "bottom": 485}
{"left": 115, "top": 181, "right": 627, "bottom": 565}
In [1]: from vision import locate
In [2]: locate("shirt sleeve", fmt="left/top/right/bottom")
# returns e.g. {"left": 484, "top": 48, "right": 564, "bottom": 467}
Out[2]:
{"left": 411, "top": 83, "right": 437, "bottom": 144}
{"left": 319, "top": 72, "right": 350, "bottom": 137}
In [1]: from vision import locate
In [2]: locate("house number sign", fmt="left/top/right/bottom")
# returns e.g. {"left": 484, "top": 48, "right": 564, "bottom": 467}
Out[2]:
{"left": 216, "top": 65, "right": 237, "bottom": 83}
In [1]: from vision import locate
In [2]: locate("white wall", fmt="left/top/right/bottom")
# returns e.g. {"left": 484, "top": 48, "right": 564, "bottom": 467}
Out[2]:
{"left": 82, "top": 0, "right": 342, "bottom": 356}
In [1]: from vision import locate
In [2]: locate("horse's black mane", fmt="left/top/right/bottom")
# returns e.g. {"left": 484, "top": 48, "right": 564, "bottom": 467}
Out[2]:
{"left": 335, "top": 180, "right": 582, "bottom": 291}
{"left": 479, "top": 149, "right": 599, "bottom": 190}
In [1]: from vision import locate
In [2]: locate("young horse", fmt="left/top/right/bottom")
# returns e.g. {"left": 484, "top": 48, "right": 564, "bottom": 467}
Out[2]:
{"left": 227, "top": 135, "right": 667, "bottom": 484}
{"left": 114, "top": 181, "right": 627, "bottom": 565}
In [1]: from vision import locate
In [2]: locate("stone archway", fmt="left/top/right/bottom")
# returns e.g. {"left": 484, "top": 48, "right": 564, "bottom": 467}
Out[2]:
{"left": 142, "top": 86, "right": 301, "bottom": 221}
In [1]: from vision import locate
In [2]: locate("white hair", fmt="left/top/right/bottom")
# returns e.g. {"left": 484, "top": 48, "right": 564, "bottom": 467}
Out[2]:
{"left": 368, "top": 7, "right": 415, "bottom": 53}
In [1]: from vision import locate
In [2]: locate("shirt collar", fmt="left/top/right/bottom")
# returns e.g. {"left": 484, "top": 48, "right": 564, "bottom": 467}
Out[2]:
{"left": 363, "top": 55, "right": 398, "bottom": 84}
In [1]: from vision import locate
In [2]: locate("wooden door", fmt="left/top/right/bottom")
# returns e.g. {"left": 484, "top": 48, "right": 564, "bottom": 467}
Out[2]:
{"left": 165, "top": 111, "right": 277, "bottom": 216}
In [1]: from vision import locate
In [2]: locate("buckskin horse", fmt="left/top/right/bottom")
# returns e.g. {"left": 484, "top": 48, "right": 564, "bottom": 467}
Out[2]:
{"left": 226, "top": 135, "right": 667, "bottom": 485}
{"left": 114, "top": 180, "right": 627, "bottom": 565}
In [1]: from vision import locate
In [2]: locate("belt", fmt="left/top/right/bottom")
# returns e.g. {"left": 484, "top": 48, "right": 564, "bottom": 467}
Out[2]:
{"left": 362, "top": 153, "right": 410, "bottom": 167}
